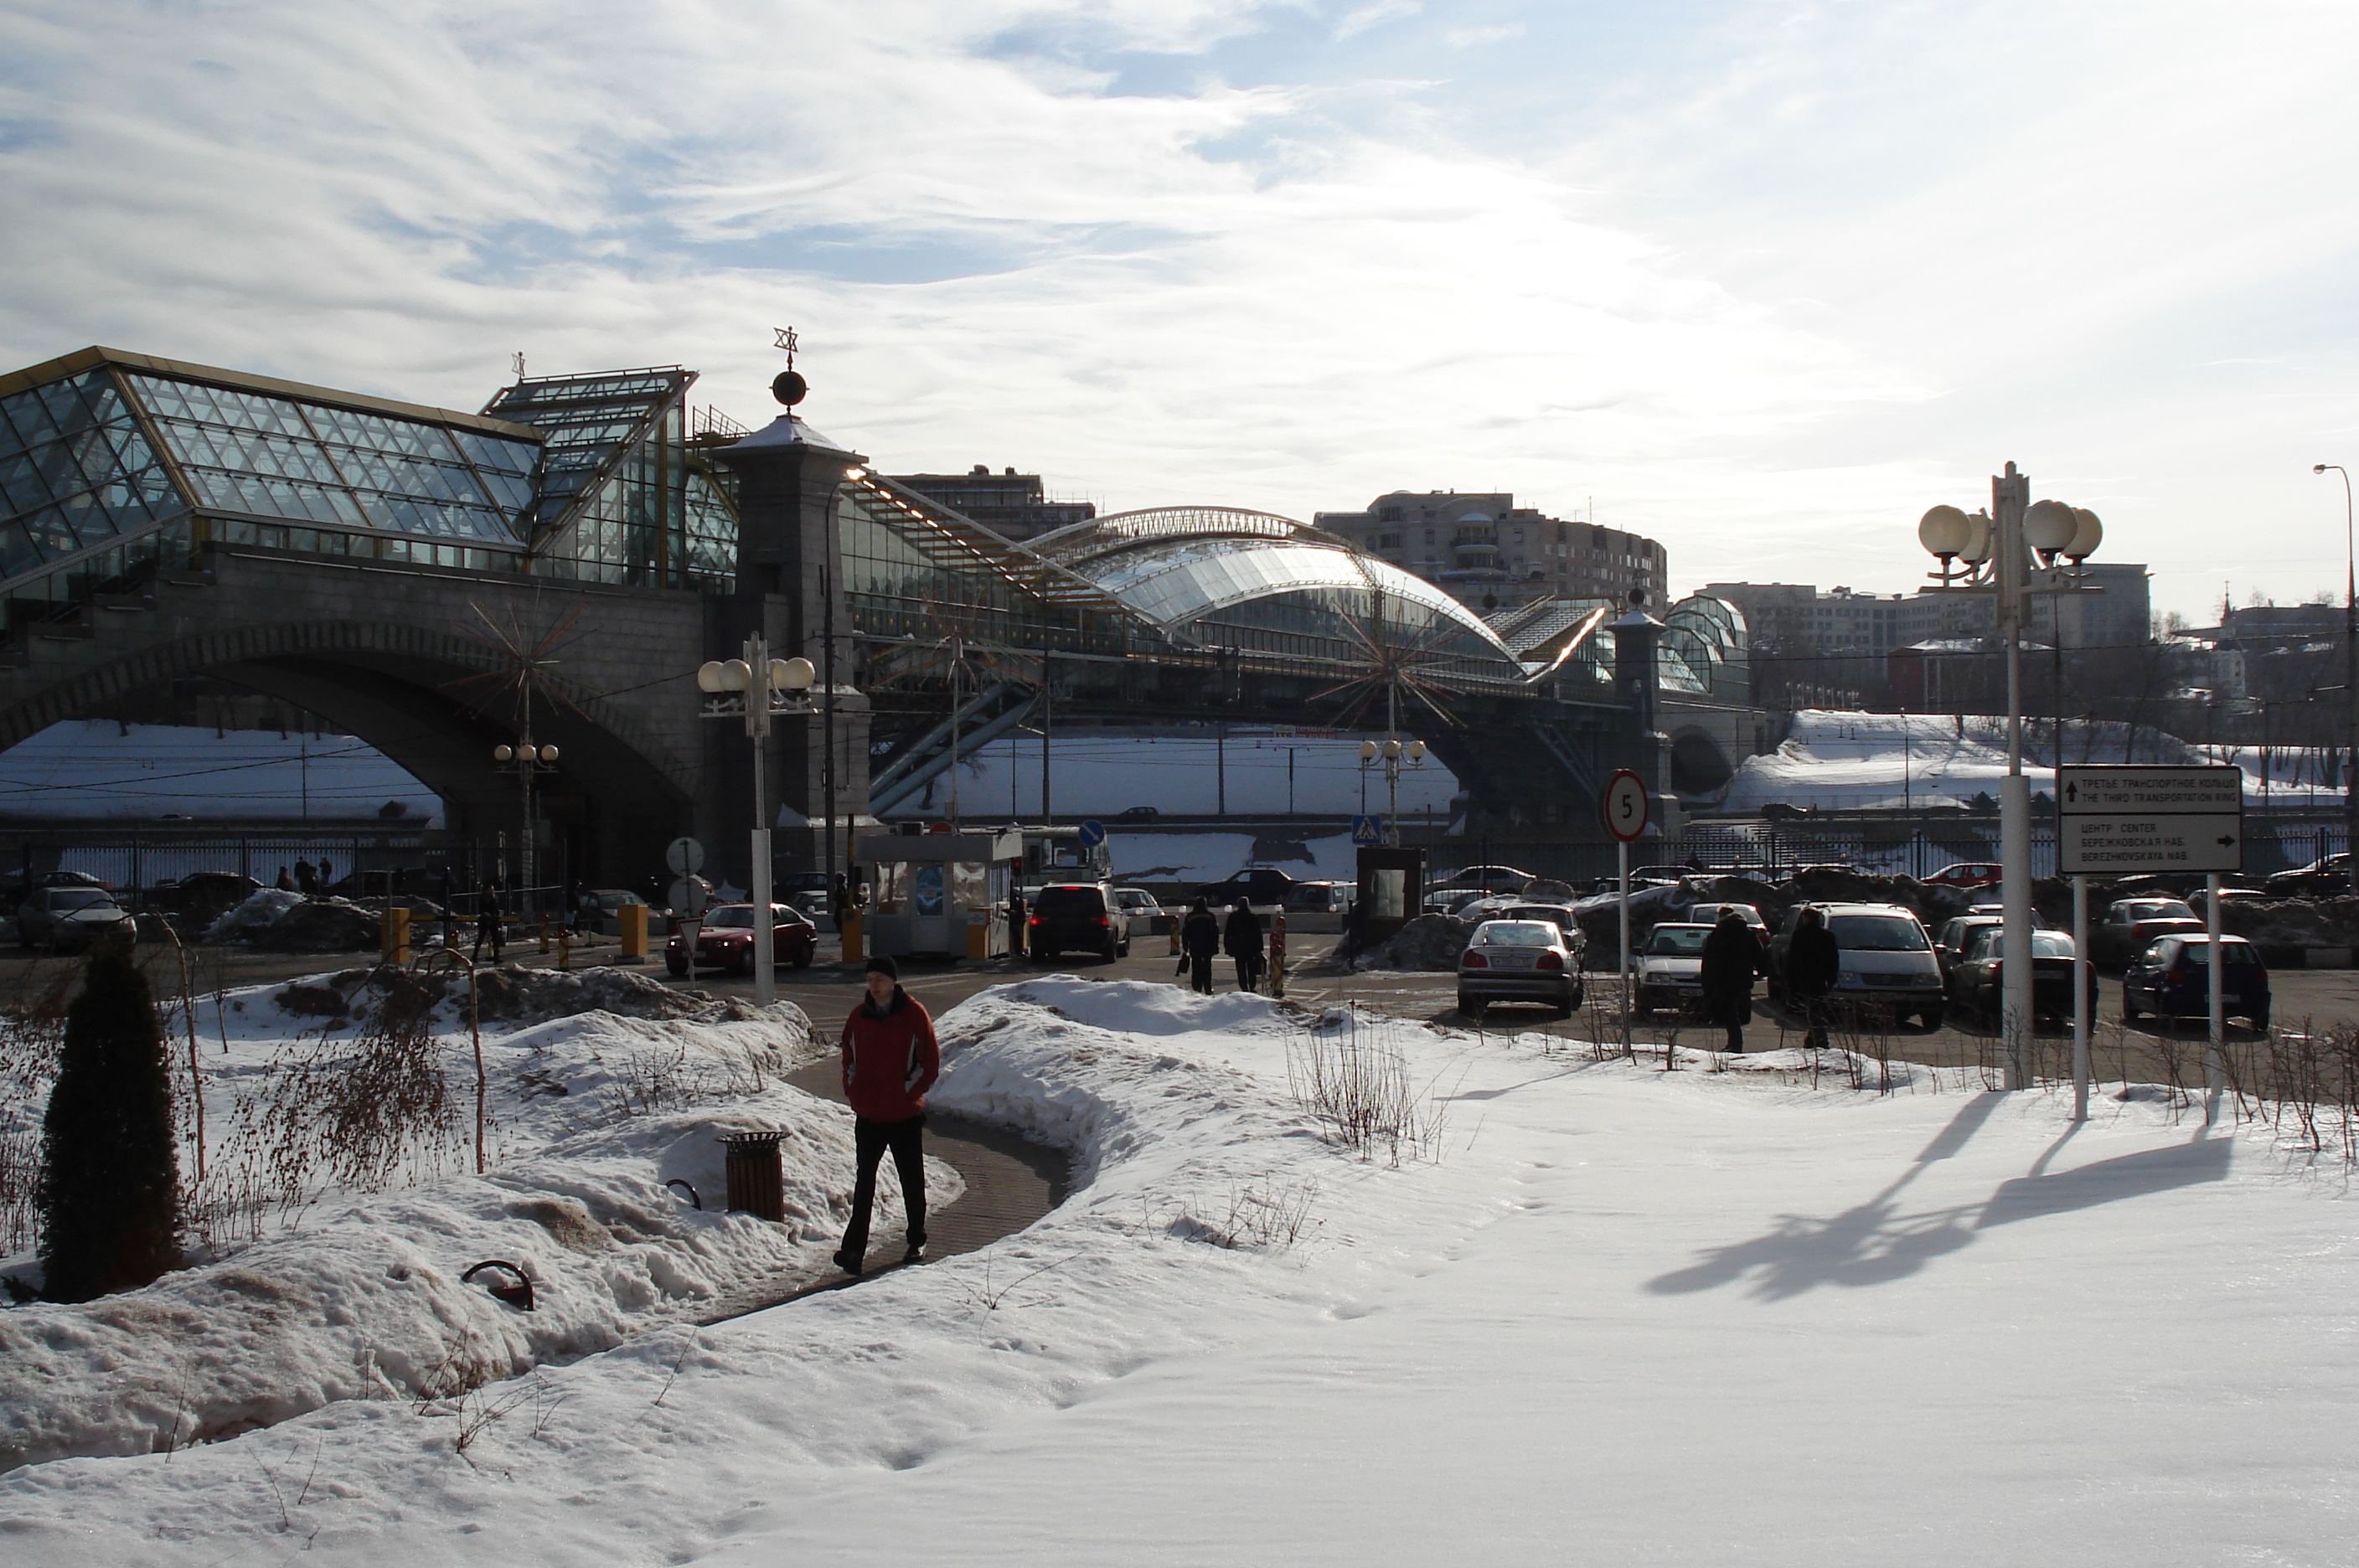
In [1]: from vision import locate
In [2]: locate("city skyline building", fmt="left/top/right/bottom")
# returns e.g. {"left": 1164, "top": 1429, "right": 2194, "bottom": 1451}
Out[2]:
{"left": 1312, "top": 490, "right": 1666, "bottom": 612}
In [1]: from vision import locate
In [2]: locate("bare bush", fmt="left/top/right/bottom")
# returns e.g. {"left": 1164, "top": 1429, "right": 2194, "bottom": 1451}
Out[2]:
{"left": 1169, "top": 1176, "right": 1322, "bottom": 1251}
{"left": 1287, "top": 1014, "right": 1446, "bottom": 1164}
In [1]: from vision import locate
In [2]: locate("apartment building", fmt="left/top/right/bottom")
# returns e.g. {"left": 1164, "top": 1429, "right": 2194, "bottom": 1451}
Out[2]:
{"left": 1313, "top": 490, "right": 1665, "bottom": 611}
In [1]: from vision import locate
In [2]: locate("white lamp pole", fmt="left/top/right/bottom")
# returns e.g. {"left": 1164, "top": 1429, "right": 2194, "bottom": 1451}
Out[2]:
{"left": 1918, "top": 467, "right": 2101, "bottom": 1091}
{"left": 2317, "top": 464, "right": 2355, "bottom": 893}
{"left": 697, "top": 640, "right": 818, "bottom": 1007}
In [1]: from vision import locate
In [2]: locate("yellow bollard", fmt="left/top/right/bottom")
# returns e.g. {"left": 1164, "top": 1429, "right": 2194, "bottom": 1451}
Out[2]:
{"left": 1268, "top": 908, "right": 1286, "bottom": 998}
{"left": 617, "top": 903, "right": 649, "bottom": 964}
{"left": 557, "top": 929, "right": 571, "bottom": 971}
{"left": 538, "top": 914, "right": 550, "bottom": 952}
{"left": 840, "top": 910, "right": 863, "bottom": 962}
{"left": 383, "top": 905, "right": 410, "bottom": 967}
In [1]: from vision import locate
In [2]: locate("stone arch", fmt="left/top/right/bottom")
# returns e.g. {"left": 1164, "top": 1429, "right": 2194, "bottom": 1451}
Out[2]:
{"left": 0, "top": 620, "right": 695, "bottom": 881}
{"left": 1669, "top": 725, "right": 1735, "bottom": 797}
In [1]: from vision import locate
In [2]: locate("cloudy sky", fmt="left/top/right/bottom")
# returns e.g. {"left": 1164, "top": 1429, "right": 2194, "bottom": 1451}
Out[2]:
{"left": 4, "top": 0, "right": 2354, "bottom": 627}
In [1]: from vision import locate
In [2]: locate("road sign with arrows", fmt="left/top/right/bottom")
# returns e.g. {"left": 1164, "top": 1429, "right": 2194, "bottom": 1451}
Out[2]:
{"left": 2056, "top": 765, "right": 2244, "bottom": 875}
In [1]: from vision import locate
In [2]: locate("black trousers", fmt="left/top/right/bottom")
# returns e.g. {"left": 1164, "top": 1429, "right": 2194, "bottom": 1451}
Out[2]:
{"left": 841, "top": 1113, "right": 927, "bottom": 1259}
{"left": 1793, "top": 994, "right": 1830, "bottom": 1049}
{"left": 1189, "top": 952, "right": 1216, "bottom": 993}
{"left": 1233, "top": 953, "right": 1264, "bottom": 993}
{"left": 472, "top": 916, "right": 502, "bottom": 961}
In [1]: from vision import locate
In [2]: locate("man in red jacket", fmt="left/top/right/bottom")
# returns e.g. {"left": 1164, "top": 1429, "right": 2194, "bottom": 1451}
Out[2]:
{"left": 834, "top": 956, "right": 940, "bottom": 1276}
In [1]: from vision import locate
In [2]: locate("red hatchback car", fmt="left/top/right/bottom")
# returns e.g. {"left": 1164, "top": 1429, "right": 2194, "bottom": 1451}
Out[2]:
{"left": 1925, "top": 863, "right": 2002, "bottom": 892}
{"left": 666, "top": 903, "right": 818, "bottom": 976}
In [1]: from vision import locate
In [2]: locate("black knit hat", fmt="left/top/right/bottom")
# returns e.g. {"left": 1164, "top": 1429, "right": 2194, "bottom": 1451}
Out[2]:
{"left": 865, "top": 955, "right": 899, "bottom": 979}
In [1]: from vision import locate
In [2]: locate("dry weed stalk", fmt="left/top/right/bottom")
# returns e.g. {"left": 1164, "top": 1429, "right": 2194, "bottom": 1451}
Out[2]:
{"left": 1287, "top": 1014, "right": 1445, "bottom": 1164}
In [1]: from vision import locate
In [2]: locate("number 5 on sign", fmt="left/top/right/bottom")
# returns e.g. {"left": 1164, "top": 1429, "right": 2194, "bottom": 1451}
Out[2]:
{"left": 1603, "top": 770, "right": 1649, "bottom": 843}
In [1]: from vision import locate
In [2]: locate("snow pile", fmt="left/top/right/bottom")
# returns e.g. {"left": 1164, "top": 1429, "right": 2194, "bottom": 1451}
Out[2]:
{"left": 3, "top": 979, "right": 2355, "bottom": 1565}
{"left": 0, "top": 981, "right": 950, "bottom": 1472}
{"left": 1352, "top": 913, "right": 1471, "bottom": 971}
{"left": 202, "top": 887, "right": 304, "bottom": 941}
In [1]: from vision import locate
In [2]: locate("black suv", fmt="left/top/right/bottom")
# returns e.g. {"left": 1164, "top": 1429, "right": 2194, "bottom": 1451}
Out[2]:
{"left": 1028, "top": 883, "right": 1128, "bottom": 962}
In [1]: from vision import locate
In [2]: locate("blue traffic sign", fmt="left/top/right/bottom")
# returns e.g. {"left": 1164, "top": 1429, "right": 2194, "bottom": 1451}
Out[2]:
{"left": 1350, "top": 815, "right": 1384, "bottom": 846}
{"left": 1076, "top": 818, "right": 1107, "bottom": 847}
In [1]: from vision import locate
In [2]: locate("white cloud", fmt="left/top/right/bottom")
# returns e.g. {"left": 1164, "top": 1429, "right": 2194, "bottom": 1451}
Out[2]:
{"left": 0, "top": 0, "right": 2351, "bottom": 623}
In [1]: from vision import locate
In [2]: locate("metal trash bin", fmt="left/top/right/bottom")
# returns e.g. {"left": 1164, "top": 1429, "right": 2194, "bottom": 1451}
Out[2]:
{"left": 721, "top": 1131, "right": 787, "bottom": 1221}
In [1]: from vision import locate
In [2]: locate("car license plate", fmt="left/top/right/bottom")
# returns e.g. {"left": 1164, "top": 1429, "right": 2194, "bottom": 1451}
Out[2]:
{"left": 1494, "top": 952, "right": 1536, "bottom": 969}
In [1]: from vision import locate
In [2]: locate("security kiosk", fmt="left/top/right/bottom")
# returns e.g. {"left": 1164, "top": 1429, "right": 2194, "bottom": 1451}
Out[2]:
{"left": 855, "top": 830, "right": 1025, "bottom": 960}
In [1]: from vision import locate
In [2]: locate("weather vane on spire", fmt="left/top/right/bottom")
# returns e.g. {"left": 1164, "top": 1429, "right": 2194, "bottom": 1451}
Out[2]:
{"left": 770, "top": 326, "right": 807, "bottom": 407}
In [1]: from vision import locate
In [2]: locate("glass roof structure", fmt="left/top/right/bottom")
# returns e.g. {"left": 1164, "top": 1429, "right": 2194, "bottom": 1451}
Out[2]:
{"left": 1027, "top": 506, "right": 1524, "bottom": 682}
{"left": 0, "top": 348, "right": 748, "bottom": 637}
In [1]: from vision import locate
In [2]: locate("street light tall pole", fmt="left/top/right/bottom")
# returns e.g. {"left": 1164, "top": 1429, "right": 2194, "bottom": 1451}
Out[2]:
{"left": 1992, "top": 464, "right": 2036, "bottom": 1091}
{"left": 745, "top": 633, "right": 777, "bottom": 1005}
{"left": 2317, "top": 465, "right": 2355, "bottom": 891}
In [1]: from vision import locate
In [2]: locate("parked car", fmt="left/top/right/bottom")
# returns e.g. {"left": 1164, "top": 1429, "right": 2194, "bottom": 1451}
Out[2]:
{"left": 2088, "top": 898, "right": 2204, "bottom": 968}
{"left": 1198, "top": 868, "right": 1294, "bottom": 907}
{"left": 16, "top": 886, "right": 137, "bottom": 952}
{"left": 2122, "top": 935, "right": 2270, "bottom": 1029}
{"left": 576, "top": 888, "right": 651, "bottom": 934}
{"left": 1461, "top": 900, "right": 1587, "bottom": 953}
{"left": 1109, "top": 887, "right": 1164, "bottom": 938}
{"left": 1118, "top": 806, "right": 1162, "bottom": 820}
{"left": 2187, "top": 885, "right": 2271, "bottom": 919}
{"left": 1767, "top": 902, "right": 1944, "bottom": 1030}
{"left": 1284, "top": 881, "right": 1357, "bottom": 915}
{"left": 1924, "top": 862, "right": 2003, "bottom": 893}
{"left": 664, "top": 903, "right": 817, "bottom": 976}
{"left": 1632, "top": 922, "right": 1717, "bottom": 1015}
{"left": 1424, "top": 887, "right": 1491, "bottom": 917}
{"left": 1626, "top": 864, "right": 1699, "bottom": 886}
{"left": 1030, "top": 883, "right": 1128, "bottom": 962}
{"left": 1430, "top": 864, "right": 1536, "bottom": 895}
{"left": 1945, "top": 927, "right": 2094, "bottom": 1024}
{"left": 1457, "top": 919, "right": 1582, "bottom": 1019}
{"left": 1693, "top": 901, "right": 1770, "bottom": 946}
{"left": 1933, "top": 913, "right": 2007, "bottom": 981}
{"left": 2264, "top": 854, "right": 2353, "bottom": 898}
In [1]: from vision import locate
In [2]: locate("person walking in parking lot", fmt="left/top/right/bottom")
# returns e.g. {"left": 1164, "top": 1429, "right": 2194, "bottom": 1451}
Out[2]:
{"left": 1224, "top": 898, "right": 1265, "bottom": 993}
{"left": 1785, "top": 906, "right": 1840, "bottom": 1050}
{"left": 1007, "top": 886, "right": 1027, "bottom": 958}
{"left": 1181, "top": 897, "right": 1221, "bottom": 994}
{"left": 1700, "top": 908, "right": 1763, "bottom": 1054}
{"left": 472, "top": 885, "right": 505, "bottom": 963}
{"left": 834, "top": 956, "right": 939, "bottom": 1276}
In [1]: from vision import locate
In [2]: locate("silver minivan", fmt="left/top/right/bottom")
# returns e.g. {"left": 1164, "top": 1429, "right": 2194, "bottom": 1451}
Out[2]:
{"left": 1773, "top": 900, "right": 1944, "bottom": 1030}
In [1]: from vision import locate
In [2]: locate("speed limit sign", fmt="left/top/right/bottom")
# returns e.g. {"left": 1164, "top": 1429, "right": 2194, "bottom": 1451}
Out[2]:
{"left": 1602, "top": 770, "right": 1649, "bottom": 843}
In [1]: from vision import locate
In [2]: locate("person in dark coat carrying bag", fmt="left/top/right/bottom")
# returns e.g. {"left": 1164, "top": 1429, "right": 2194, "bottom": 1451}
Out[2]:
{"left": 1180, "top": 897, "right": 1221, "bottom": 993}
{"left": 1783, "top": 905, "right": 1840, "bottom": 1050}
{"left": 1224, "top": 899, "right": 1265, "bottom": 993}
{"left": 834, "top": 956, "right": 941, "bottom": 1276}
{"left": 1699, "top": 907, "right": 1763, "bottom": 1054}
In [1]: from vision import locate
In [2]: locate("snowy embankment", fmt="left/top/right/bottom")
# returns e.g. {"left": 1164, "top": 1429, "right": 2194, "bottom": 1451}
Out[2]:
{"left": 0, "top": 970, "right": 958, "bottom": 1473}
{"left": 1723, "top": 709, "right": 2340, "bottom": 813}
{"left": 4, "top": 979, "right": 2356, "bottom": 1565}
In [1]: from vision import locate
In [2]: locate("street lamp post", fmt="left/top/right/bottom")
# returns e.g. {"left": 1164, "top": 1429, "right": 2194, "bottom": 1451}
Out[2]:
{"left": 1358, "top": 736, "right": 1427, "bottom": 846}
{"left": 1917, "top": 465, "right": 2103, "bottom": 1092}
{"left": 491, "top": 738, "right": 560, "bottom": 919}
{"left": 2316, "top": 464, "right": 2355, "bottom": 893}
{"left": 696, "top": 637, "right": 816, "bottom": 1006}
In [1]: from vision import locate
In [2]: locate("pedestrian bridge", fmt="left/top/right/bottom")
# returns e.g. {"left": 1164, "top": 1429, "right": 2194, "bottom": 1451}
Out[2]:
{"left": 0, "top": 346, "right": 1758, "bottom": 884}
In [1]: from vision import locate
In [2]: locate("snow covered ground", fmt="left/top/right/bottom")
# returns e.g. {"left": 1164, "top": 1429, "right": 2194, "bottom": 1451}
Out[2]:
{"left": 1724, "top": 709, "right": 2342, "bottom": 814}
{"left": 0, "top": 969, "right": 955, "bottom": 1473}
{"left": 5, "top": 976, "right": 2353, "bottom": 1565}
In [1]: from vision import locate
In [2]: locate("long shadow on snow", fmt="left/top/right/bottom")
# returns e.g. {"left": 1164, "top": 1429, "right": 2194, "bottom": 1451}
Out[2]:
{"left": 1646, "top": 1094, "right": 2232, "bottom": 1301}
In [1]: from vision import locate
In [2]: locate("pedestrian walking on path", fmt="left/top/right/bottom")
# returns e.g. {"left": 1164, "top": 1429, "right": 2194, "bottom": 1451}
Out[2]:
{"left": 472, "top": 885, "right": 505, "bottom": 963}
{"left": 1784, "top": 906, "right": 1840, "bottom": 1050}
{"left": 1224, "top": 899, "right": 1265, "bottom": 993}
{"left": 1180, "top": 898, "right": 1221, "bottom": 994}
{"left": 834, "top": 956, "right": 940, "bottom": 1277}
{"left": 1007, "top": 886, "right": 1027, "bottom": 958}
{"left": 1700, "top": 907, "right": 1763, "bottom": 1054}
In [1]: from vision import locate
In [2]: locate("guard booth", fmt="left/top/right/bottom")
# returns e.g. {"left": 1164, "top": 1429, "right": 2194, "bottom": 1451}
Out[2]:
{"left": 1355, "top": 845, "right": 1427, "bottom": 948}
{"left": 855, "top": 830, "right": 1024, "bottom": 961}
